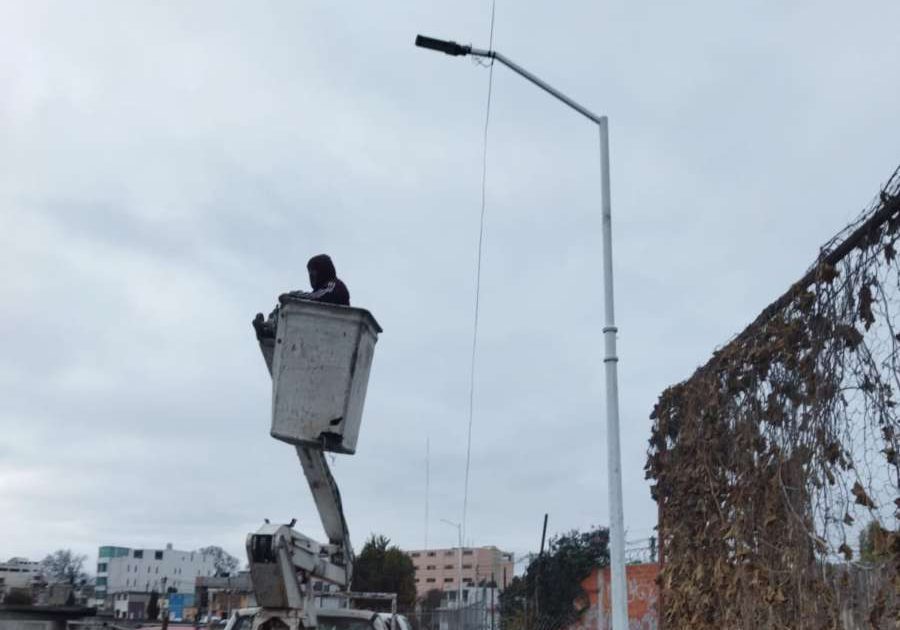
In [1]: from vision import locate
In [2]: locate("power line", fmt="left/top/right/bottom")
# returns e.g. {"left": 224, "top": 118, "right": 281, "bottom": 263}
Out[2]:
{"left": 462, "top": 0, "right": 497, "bottom": 547}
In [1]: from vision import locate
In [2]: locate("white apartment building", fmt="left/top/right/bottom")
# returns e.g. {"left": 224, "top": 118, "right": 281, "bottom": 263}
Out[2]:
{"left": 0, "top": 557, "right": 42, "bottom": 592}
{"left": 95, "top": 543, "right": 217, "bottom": 604}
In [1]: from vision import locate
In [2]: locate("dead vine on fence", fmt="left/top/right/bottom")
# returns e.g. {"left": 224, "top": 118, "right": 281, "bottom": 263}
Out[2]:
{"left": 646, "top": 167, "right": 900, "bottom": 629}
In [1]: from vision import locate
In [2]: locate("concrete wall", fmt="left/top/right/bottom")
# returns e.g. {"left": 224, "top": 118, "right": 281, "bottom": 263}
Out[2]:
{"left": 569, "top": 564, "right": 659, "bottom": 630}
{"left": 0, "top": 616, "right": 61, "bottom": 630}
{"left": 0, "top": 606, "right": 95, "bottom": 630}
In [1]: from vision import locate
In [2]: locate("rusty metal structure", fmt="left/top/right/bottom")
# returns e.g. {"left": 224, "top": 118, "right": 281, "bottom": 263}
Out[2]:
{"left": 647, "top": 167, "right": 900, "bottom": 629}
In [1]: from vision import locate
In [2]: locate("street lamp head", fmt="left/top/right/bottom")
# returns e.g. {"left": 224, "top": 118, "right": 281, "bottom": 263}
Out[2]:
{"left": 415, "top": 35, "right": 471, "bottom": 57}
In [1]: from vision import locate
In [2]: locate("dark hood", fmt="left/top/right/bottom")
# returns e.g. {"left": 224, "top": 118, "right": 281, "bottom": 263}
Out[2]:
{"left": 307, "top": 254, "right": 337, "bottom": 290}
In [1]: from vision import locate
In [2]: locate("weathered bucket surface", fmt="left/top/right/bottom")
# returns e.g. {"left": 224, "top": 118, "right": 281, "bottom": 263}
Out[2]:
{"left": 270, "top": 297, "right": 381, "bottom": 454}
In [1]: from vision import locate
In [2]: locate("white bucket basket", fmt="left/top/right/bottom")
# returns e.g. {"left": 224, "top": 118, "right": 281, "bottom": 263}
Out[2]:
{"left": 270, "top": 298, "right": 382, "bottom": 454}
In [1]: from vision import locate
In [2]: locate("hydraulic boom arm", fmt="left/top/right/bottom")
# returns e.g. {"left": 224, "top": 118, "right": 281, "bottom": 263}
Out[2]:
{"left": 247, "top": 335, "right": 354, "bottom": 620}
{"left": 295, "top": 444, "right": 354, "bottom": 583}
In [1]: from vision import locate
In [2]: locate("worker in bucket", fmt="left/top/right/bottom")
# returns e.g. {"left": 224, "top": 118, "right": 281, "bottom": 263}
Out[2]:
{"left": 252, "top": 254, "right": 350, "bottom": 342}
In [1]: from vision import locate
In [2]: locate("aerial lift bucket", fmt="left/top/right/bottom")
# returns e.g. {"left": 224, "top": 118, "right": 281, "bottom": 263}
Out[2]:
{"left": 266, "top": 297, "right": 382, "bottom": 454}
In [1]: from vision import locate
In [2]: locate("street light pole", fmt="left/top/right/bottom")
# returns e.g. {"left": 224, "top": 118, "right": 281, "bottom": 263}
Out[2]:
{"left": 416, "top": 35, "right": 628, "bottom": 630}
{"left": 441, "top": 519, "right": 464, "bottom": 630}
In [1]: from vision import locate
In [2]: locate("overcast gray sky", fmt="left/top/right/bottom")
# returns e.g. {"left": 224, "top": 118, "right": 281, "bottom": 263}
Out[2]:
{"left": 2, "top": 1, "right": 899, "bottom": 570}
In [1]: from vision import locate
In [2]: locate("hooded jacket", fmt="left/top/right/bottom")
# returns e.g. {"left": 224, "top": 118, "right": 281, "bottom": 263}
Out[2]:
{"left": 285, "top": 254, "right": 350, "bottom": 306}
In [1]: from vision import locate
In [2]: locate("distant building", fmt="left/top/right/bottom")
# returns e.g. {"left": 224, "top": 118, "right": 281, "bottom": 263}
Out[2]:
{"left": 95, "top": 543, "right": 216, "bottom": 608}
{"left": 196, "top": 573, "right": 255, "bottom": 620}
{"left": 111, "top": 591, "right": 152, "bottom": 620}
{"left": 0, "top": 559, "right": 42, "bottom": 594}
{"left": 405, "top": 547, "right": 514, "bottom": 596}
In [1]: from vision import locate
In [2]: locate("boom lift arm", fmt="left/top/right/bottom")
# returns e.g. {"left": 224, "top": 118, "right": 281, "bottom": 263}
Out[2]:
{"left": 246, "top": 336, "right": 355, "bottom": 627}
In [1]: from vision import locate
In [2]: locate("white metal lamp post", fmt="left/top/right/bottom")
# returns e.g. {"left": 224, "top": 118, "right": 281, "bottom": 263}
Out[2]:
{"left": 416, "top": 35, "right": 628, "bottom": 630}
{"left": 441, "top": 518, "right": 465, "bottom": 630}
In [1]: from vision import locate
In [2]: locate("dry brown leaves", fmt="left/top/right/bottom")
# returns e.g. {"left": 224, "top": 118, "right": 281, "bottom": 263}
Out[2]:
{"left": 647, "top": 175, "right": 900, "bottom": 630}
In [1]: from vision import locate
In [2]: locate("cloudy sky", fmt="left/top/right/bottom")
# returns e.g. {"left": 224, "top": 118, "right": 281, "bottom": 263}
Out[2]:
{"left": 2, "top": 1, "right": 899, "bottom": 571}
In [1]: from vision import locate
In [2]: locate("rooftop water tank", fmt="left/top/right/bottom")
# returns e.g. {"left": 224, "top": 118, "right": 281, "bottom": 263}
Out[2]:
{"left": 270, "top": 297, "right": 382, "bottom": 454}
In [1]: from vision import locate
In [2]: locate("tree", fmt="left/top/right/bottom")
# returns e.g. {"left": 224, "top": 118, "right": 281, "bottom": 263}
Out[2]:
{"left": 146, "top": 591, "right": 160, "bottom": 620}
{"left": 420, "top": 588, "right": 443, "bottom": 611}
{"left": 350, "top": 535, "right": 417, "bottom": 612}
{"left": 197, "top": 546, "right": 239, "bottom": 576}
{"left": 859, "top": 521, "right": 894, "bottom": 563}
{"left": 40, "top": 549, "right": 89, "bottom": 585}
{"left": 500, "top": 527, "right": 609, "bottom": 630}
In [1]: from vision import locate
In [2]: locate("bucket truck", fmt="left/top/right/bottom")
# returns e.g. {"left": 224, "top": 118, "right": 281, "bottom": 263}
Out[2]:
{"left": 224, "top": 297, "right": 409, "bottom": 630}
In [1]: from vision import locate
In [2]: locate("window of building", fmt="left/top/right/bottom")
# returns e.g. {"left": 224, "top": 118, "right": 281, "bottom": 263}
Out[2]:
{"left": 155, "top": 567, "right": 159, "bottom": 574}
{"left": 410, "top": 553, "right": 420, "bottom": 558}
{"left": 462, "top": 551, "right": 473, "bottom": 556}
{"left": 427, "top": 552, "right": 436, "bottom": 557}
{"left": 96, "top": 577, "right": 107, "bottom": 586}
{"left": 444, "top": 565, "right": 453, "bottom": 569}
{"left": 444, "top": 577, "right": 454, "bottom": 583}
{"left": 426, "top": 565, "right": 436, "bottom": 570}
{"left": 155, "top": 551, "right": 163, "bottom": 560}
{"left": 463, "top": 591, "right": 469, "bottom": 603}
{"left": 462, "top": 565, "right": 473, "bottom": 569}
{"left": 444, "top": 551, "right": 454, "bottom": 556}
{"left": 414, "top": 578, "right": 420, "bottom": 583}
{"left": 426, "top": 578, "right": 436, "bottom": 583}
{"left": 133, "top": 550, "right": 143, "bottom": 559}
{"left": 448, "top": 592, "right": 457, "bottom": 601}
{"left": 97, "top": 563, "right": 108, "bottom": 572}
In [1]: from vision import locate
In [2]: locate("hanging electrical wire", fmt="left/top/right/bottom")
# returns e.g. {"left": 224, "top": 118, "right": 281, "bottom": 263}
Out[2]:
{"left": 461, "top": 0, "right": 497, "bottom": 546}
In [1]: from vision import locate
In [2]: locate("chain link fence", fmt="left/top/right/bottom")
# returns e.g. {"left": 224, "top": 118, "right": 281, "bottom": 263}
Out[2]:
{"left": 646, "top": 167, "right": 900, "bottom": 629}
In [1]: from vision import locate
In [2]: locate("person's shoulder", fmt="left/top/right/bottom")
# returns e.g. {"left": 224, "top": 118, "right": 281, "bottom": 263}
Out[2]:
{"left": 334, "top": 278, "right": 350, "bottom": 305}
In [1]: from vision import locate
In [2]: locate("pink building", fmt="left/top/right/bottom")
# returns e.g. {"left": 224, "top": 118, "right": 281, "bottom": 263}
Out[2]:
{"left": 406, "top": 546, "right": 514, "bottom": 596}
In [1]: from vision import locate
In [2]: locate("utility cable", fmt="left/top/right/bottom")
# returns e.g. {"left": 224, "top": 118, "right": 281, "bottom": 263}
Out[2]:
{"left": 462, "top": 0, "right": 497, "bottom": 547}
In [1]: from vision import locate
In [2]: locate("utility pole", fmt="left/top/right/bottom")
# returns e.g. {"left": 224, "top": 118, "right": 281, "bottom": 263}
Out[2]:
{"left": 207, "top": 590, "right": 213, "bottom": 630}
{"left": 490, "top": 572, "right": 495, "bottom": 630}
{"left": 414, "top": 35, "right": 628, "bottom": 630}
{"left": 442, "top": 519, "right": 464, "bottom": 630}
{"left": 535, "top": 514, "right": 548, "bottom": 624}
{"left": 425, "top": 438, "right": 431, "bottom": 550}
